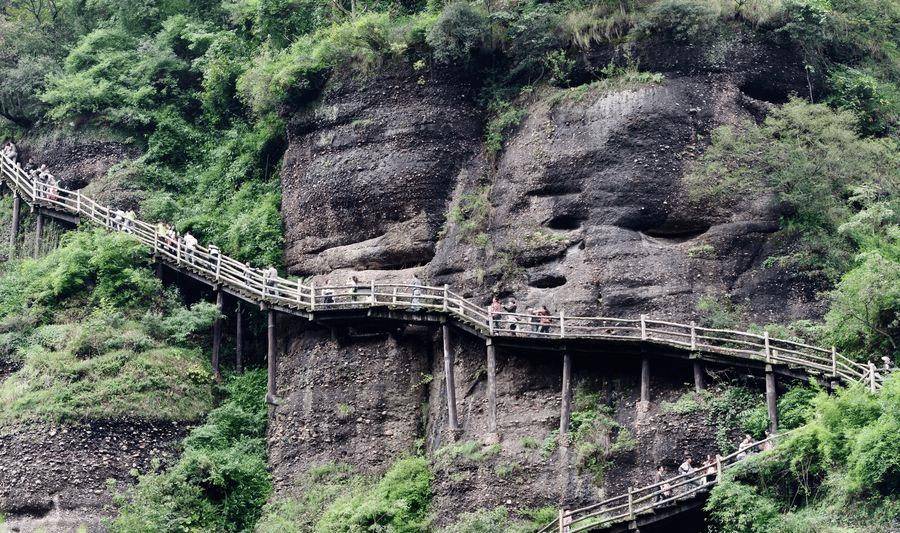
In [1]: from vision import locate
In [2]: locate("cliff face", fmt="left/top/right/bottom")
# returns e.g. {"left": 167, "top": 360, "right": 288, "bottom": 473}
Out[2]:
{"left": 272, "top": 39, "right": 815, "bottom": 523}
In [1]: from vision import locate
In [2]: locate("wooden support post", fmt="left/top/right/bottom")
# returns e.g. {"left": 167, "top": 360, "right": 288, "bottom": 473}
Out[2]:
{"left": 640, "top": 315, "right": 647, "bottom": 340}
{"left": 640, "top": 357, "right": 650, "bottom": 403}
{"left": 831, "top": 346, "right": 837, "bottom": 377}
{"left": 559, "top": 310, "right": 565, "bottom": 338}
{"left": 211, "top": 290, "right": 223, "bottom": 381}
{"left": 485, "top": 338, "right": 498, "bottom": 442}
{"left": 765, "top": 365, "right": 778, "bottom": 433}
{"left": 235, "top": 301, "right": 243, "bottom": 374}
{"left": 693, "top": 361, "right": 705, "bottom": 392}
{"left": 869, "top": 362, "right": 877, "bottom": 393}
{"left": 559, "top": 349, "right": 573, "bottom": 439}
{"left": 764, "top": 331, "right": 772, "bottom": 363}
{"left": 9, "top": 193, "right": 20, "bottom": 258}
{"left": 690, "top": 321, "right": 697, "bottom": 350}
{"left": 442, "top": 323, "right": 459, "bottom": 434}
{"left": 33, "top": 211, "right": 43, "bottom": 257}
{"left": 715, "top": 454, "right": 722, "bottom": 480}
{"left": 267, "top": 309, "right": 278, "bottom": 405}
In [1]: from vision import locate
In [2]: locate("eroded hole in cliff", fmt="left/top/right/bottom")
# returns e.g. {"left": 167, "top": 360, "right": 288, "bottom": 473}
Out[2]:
{"left": 642, "top": 222, "right": 710, "bottom": 243}
{"left": 740, "top": 79, "right": 791, "bottom": 105}
{"left": 546, "top": 214, "right": 584, "bottom": 231}
{"left": 529, "top": 273, "right": 567, "bottom": 289}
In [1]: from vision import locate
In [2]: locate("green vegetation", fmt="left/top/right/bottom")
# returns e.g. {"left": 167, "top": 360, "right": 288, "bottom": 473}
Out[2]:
{"left": 440, "top": 505, "right": 557, "bottom": 533}
{"left": 433, "top": 440, "right": 501, "bottom": 468}
{"left": 0, "top": 230, "right": 215, "bottom": 422}
{"left": 446, "top": 186, "right": 491, "bottom": 245}
{"left": 111, "top": 370, "right": 271, "bottom": 532}
{"left": 688, "top": 99, "right": 899, "bottom": 362}
{"left": 706, "top": 375, "right": 900, "bottom": 531}
{"left": 256, "top": 457, "right": 432, "bottom": 532}
{"left": 569, "top": 384, "right": 636, "bottom": 484}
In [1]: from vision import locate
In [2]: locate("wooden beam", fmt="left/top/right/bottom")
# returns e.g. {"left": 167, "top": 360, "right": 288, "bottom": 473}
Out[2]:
{"left": 266, "top": 309, "right": 278, "bottom": 405}
{"left": 693, "top": 361, "right": 705, "bottom": 392}
{"left": 641, "top": 357, "right": 650, "bottom": 403}
{"left": 235, "top": 300, "right": 243, "bottom": 374}
{"left": 9, "top": 193, "right": 20, "bottom": 258}
{"left": 486, "top": 338, "right": 498, "bottom": 442}
{"left": 765, "top": 365, "right": 778, "bottom": 433}
{"left": 442, "top": 323, "right": 459, "bottom": 434}
{"left": 212, "top": 290, "right": 223, "bottom": 381}
{"left": 33, "top": 211, "right": 43, "bottom": 257}
{"left": 559, "top": 349, "right": 573, "bottom": 438}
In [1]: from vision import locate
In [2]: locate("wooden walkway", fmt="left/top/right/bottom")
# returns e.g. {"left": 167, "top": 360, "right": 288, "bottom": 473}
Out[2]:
{"left": 0, "top": 153, "right": 889, "bottom": 533}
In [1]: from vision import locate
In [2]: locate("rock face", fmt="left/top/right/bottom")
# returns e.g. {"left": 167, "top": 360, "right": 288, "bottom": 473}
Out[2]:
{"left": 272, "top": 36, "right": 818, "bottom": 525}
{"left": 281, "top": 67, "right": 482, "bottom": 276}
{"left": 0, "top": 419, "right": 189, "bottom": 532}
{"left": 15, "top": 130, "right": 139, "bottom": 190}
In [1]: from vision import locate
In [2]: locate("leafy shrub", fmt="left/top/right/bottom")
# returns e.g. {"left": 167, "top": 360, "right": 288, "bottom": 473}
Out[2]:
{"left": 828, "top": 66, "right": 899, "bottom": 136}
{"left": 112, "top": 371, "right": 270, "bottom": 533}
{"left": 441, "top": 505, "right": 556, "bottom": 533}
{"left": 316, "top": 456, "right": 432, "bottom": 532}
{"left": 687, "top": 99, "right": 899, "bottom": 280}
{"left": 706, "top": 480, "right": 781, "bottom": 533}
{"left": 426, "top": 2, "right": 491, "bottom": 65}
{"left": 633, "top": 0, "right": 725, "bottom": 43}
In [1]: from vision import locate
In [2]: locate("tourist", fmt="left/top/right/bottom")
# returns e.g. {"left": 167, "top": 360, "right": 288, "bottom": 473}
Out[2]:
{"left": 183, "top": 231, "right": 198, "bottom": 265}
{"left": 263, "top": 266, "right": 278, "bottom": 296}
{"left": 208, "top": 244, "right": 220, "bottom": 272}
{"left": 678, "top": 455, "right": 694, "bottom": 485}
{"left": 322, "top": 278, "right": 335, "bottom": 305}
{"left": 736, "top": 434, "right": 754, "bottom": 460}
{"left": 703, "top": 455, "right": 716, "bottom": 484}
{"left": 762, "top": 430, "right": 775, "bottom": 451}
{"left": 526, "top": 307, "right": 539, "bottom": 333}
{"left": 112, "top": 209, "right": 125, "bottom": 231}
{"left": 122, "top": 209, "right": 135, "bottom": 233}
{"left": 538, "top": 305, "right": 552, "bottom": 334}
{"left": 347, "top": 275, "right": 359, "bottom": 303}
{"left": 410, "top": 274, "right": 422, "bottom": 310}
{"left": 655, "top": 466, "right": 672, "bottom": 502}
{"left": 489, "top": 296, "right": 503, "bottom": 331}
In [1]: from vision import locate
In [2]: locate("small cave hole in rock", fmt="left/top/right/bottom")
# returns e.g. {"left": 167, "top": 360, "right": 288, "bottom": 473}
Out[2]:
{"left": 740, "top": 80, "right": 791, "bottom": 105}
{"left": 642, "top": 222, "right": 711, "bottom": 243}
{"left": 547, "top": 214, "right": 583, "bottom": 231}
{"left": 529, "top": 273, "right": 567, "bottom": 289}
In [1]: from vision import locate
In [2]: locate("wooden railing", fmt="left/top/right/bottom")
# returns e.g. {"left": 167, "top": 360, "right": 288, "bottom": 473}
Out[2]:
{"left": 0, "top": 152, "right": 887, "bottom": 393}
{"left": 537, "top": 432, "right": 791, "bottom": 533}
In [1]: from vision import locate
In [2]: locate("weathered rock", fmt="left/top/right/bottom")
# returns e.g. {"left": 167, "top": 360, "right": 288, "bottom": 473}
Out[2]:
{"left": 281, "top": 67, "right": 481, "bottom": 275}
{"left": 0, "top": 419, "right": 189, "bottom": 531}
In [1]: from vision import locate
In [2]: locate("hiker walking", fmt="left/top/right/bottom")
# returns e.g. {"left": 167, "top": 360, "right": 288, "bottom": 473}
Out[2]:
{"left": 183, "top": 232, "right": 198, "bottom": 265}
{"left": 410, "top": 274, "right": 422, "bottom": 310}
{"left": 489, "top": 296, "right": 502, "bottom": 332}
{"left": 655, "top": 466, "right": 672, "bottom": 502}
{"left": 736, "top": 434, "right": 754, "bottom": 460}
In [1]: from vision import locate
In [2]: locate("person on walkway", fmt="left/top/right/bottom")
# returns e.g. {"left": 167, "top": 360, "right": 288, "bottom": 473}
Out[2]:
{"left": 655, "top": 465, "right": 672, "bottom": 502}
{"left": 703, "top": 455, "right": 716, "bottom": 484}
{"left": 322, "top": 278, "right": 335, "bottom": 305}
{"left": 208, "top": 244, "right": 220, "bottom": 272}
{"left": 347, "top": 275, "right": 359, "bottom": 303}
{"left": 410, "top": 274, "right": 422, "bottom": 310}
{"left": 183, "top": 232, "right": 198, "bottom": 265}
{"left": 526, "top": 307, "right": 539, "bottom": 334}
{"left": 736, "top": 434, "right": 754, "bottom": 460}
{"left": 122, "top": 209, "right": 135, "bottom": 233}
{"left": 112, "top": 209, "right": 125, "bottom": 231}
{"left": 538, "top": 305, "right": 552, "bottom": 334}
{"left": 678, "top": 456, "right": 694, "bottom": 491}
{"left": 489, "top": 296, "right": 503, "bottom": 332}
{"left": 762, "top": 430, "right": 775, "bottom": 451}
{"left": 263, "top": 266, "right": 278, "bottom": 296}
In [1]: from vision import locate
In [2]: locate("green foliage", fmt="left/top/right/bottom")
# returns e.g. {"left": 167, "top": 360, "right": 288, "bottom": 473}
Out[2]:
{"left": 426, "top": 1, "right": 491, "bottom": 65}
{"left": 827, "top": 66, "right": 899, "bottom": 136}
{"left": 111, "top": 371, "right": 270, "bottom": 533}
{"left": 706, "top": 481, "right": 781, "bottom": 533}
{"left": 688, "top": 99, "right": 899, "bottom": 280}
{"left": 708, "top": 376, "right": 900, "bottom": 530}
{"left": 447, "top": 186, "right": 491, "bottom": 244}
{"left": 824, "top": 250, "right": 900, "bottom": 361}
{"left": 633, "top": 0, "right": 725, "bottom": 43}
{"left": 316, "top": 456, "right": 432, "bottom": 532}
{"left": 441, "top": 505, "right": 556, "bottom": 533}
{"left": 696, "top": 293, "right": 746, "bottom": 329}
{"left": 0, "top": 230, "right": 219, "bottom": 422}
{"left": 484, "top": 98, "right": 526, "bottom": 156}
{"left": 569, "top": 384, "right": 635, "bottom": 485}
{"left": 433, "top": 440, "right": 500, "bottom": 468}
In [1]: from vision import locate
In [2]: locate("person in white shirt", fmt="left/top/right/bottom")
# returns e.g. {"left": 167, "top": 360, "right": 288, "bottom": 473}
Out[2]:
{"left": 183, "top": 232, "right": 198, "bottom": 265}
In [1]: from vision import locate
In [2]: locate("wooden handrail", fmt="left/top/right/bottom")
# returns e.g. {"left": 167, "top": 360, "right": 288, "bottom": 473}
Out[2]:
{"left": 0, "top": 152, "right": 889, "bottom": 399}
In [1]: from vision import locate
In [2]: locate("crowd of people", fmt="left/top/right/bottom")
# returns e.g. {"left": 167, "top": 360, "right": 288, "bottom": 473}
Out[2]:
{"left": 489, "top": 296, "right": 553, "bottom": 335}
{"left": 652, "top": 432, "right": 774, "bottom": 503}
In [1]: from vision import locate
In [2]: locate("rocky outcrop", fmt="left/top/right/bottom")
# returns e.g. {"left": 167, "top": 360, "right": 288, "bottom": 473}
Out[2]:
{"left": 281, "top": 67, "right": 482, "bottom": 276}
{"left": 15, "top": 130, "right": 139, "bottom": 190}
{"left": 0, "top": 419, "right": 189, "bottom": 532}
